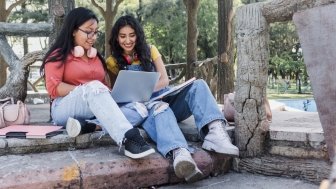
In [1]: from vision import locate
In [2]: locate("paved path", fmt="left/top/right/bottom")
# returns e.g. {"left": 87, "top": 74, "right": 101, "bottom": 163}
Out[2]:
{"left": 159, "top": 171, "right": 319, "bottom": 189}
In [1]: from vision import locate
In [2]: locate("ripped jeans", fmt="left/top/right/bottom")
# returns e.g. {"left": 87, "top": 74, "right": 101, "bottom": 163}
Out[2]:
{"left": 51, "top": 80, "right": 133, "bottom": 145}
{"left": 122, "top": 79, "right": 225, "bottom": 157}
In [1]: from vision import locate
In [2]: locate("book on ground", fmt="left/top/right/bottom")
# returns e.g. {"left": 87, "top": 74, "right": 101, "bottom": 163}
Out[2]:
{"left": 148, "top": 77, "right": 196, "bottom": 103}
{"left": 0, "top": 125, "right": 63, "bottom": 139}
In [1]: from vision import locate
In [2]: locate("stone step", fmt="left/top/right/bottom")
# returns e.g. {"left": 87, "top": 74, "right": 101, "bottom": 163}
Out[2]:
{"left": 268, "top": 110, "right": 327, "bottom": 159}
{"left": 0, "top": 145, "right": 232, "bottom": 189}
{"left": 1, "top": 104, "right": 234, "bottom": 188}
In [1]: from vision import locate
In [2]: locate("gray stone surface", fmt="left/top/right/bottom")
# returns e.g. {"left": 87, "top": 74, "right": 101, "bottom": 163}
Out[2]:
{"left": 159, "top": 171, "right": 319, "bottom": 189}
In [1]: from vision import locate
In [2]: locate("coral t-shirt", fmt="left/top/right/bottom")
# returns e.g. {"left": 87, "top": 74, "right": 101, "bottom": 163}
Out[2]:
{"left": 45, "top": 53, "right": 106, "bottom": 99}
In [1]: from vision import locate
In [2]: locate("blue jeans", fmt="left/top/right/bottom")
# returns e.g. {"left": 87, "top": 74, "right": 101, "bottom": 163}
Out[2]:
{"left": 142, "top": 79, "right": 225, "bottom": 157}
{"left": 51, "top": 80, "right": 133, "bottom": 145}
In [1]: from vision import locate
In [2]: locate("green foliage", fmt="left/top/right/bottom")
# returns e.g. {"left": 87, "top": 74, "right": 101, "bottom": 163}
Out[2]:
{"left": 8, "top": 0, "right": 48, "bottom": 23}
{"left": 197, "top": 0, "right": 218, "bottom": 59}
{"left": 139, "top": 0, "right": 187, "bottom": 63}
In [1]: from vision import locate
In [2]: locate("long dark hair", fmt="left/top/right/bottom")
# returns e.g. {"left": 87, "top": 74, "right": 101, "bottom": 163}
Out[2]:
{"left": 40, "top": 7, "right": 106, "bottom": 76}
{"left": 109, "top": 15, "right": 153, "bottom": 72}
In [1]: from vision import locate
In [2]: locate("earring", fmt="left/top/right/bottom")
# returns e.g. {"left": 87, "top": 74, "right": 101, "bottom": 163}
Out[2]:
{"left": 72, "top": 46, "right": 97, "bottom": 58}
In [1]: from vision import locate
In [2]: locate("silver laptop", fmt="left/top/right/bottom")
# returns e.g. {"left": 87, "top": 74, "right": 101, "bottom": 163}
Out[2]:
{"left": 111, "top": 70, "right": 160, "bottom": 103}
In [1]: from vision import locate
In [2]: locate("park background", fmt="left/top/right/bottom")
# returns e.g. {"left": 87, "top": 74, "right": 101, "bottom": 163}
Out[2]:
{"left": 3, "top": 0, "right": 314, "bottom": 111}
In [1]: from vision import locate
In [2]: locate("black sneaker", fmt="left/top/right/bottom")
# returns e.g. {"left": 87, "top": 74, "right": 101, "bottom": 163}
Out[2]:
{"left": 124, "top": 128, "right": 155, "bottom": 159}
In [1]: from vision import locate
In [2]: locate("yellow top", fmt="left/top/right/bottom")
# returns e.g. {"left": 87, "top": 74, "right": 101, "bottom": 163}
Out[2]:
{"left": 106, "top": 45, "right": 161, "bottom": 75}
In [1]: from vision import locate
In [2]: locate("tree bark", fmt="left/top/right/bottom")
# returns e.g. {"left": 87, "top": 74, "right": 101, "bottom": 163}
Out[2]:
{"left": 236, "top": 156, "right": 330, "bottom": 184}
{"left": 0, "top": 22, "right": 52, "bottom": 36}
{"left": 0, "top": 35, "right": 45, "bottom": 101}
{"left": 217, "top": 0, "right": 235, "bottom": 103}
{"left": 183, "top": 0, "right": 200, "bottom": 79}
{"left": 0, "top": 0, "right": 27, "bottom": 88}
{"left": 48, "top": 0, "right": 75, "bottom": 45}
{"left": 235, "top": 3, "right": 270, "bottom": 157}
{"left": 92, "top": 0, "right": 124, "bottom": 58}
{"left": 262, "top": 0, "right": 336, "bottom": 23}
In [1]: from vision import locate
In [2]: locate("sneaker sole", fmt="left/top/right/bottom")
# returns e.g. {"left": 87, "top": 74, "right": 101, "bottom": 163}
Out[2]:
{"left": 202, "top": 141, "right": 239, "bottom": 157}
{"left": 185, "top": 168, "right": 204, "bottom": 183}
{"left": 66, "top": 118, "right": 81, "bottom": 138}
{"left": 174, "top": 160, "right": 197, "bottom": 179}
{"left": 124, "top": 148, "right": 155, "bottom": 159}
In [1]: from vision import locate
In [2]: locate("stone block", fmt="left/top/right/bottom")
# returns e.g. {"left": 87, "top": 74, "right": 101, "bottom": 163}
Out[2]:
{"left": 0, "top": 150, "right": 80, "bottom": 188}
{"left": 269, "top": 130, "right": 307, "bottom": 142}
{"left": 269, "top": 146, "right": 328, "bottom": 159}
{"left": 6, "top": 134, "right": 75, "bottom": 154}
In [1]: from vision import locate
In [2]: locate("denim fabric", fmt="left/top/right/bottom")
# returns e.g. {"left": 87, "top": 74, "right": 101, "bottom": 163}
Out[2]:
{"left": 51, "top": 80, "right": 133, "bottom": 144}
{"left": 143, "top": 79, "right": 225, "bottom": 157}
{"left": 122, "top": 64, "right": 225, "bottom": 157}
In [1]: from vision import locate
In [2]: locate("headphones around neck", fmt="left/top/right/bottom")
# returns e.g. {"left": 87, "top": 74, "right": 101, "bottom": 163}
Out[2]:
{"left": 73, "top": 46, "right": 97, "bottom": 58}
{"left": 123, "top": 53, "right": 138, "bottom": 65}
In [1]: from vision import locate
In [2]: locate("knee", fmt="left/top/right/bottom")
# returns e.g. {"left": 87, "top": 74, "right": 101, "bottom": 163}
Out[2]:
{"left": 194, "top": 79, "right": 207, "bottom": 88}
{"left": 84, "top": 80, "right": 109, "bottom": 92}
{"left": 150, "top": 101, "right": 170, "bottom": 116}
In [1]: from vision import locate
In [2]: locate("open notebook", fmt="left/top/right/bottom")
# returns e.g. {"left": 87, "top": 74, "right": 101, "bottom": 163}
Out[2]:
{"left": 111, "top": 70, "right": 160, "bottom": 103}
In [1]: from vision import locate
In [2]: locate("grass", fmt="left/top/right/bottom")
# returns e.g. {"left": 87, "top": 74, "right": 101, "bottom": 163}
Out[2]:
{"left": 267, "top": 93, "right": 313, "bottom": 100}
{"left": 267, "top": 82, "right": 314, "bottom": 100}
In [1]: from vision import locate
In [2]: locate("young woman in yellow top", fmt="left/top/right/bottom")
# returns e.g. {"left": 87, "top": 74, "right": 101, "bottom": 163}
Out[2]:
{"left": 107, "top": 15, "right": 239, "bottom": 183}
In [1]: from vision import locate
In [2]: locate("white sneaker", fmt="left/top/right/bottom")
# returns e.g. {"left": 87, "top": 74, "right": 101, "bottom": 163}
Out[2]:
{"left": 202, "top": 120, "right": 239, "bottom": 157}
{"left": 173, "top": 148, "right": 203, "bottom": 183}
{"left": 66, "top": 117, "right": 81, "bottom": 138}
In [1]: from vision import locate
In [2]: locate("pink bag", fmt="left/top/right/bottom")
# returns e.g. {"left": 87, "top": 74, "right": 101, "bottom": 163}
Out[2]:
{"left": 0, "top": 97, "right": 30, "bottom": 129}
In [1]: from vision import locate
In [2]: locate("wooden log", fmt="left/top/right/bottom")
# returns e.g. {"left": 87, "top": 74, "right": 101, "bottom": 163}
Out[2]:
{"left": 262, "top": 0, "right": 336, "bottom": 23}
{"left": 0, "top": 22, "right": 52, "bottom": 36}
{"left": 236, "top": 156, "right": 331, "bottom": 184}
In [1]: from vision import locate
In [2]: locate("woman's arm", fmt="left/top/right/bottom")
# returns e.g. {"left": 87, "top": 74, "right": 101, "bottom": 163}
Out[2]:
{"left": 56, "top": 82, "right": 76, "bottom": 97}
{"left": 152, "top": 56, "right": 170, "bottom": 92}
{"left": 45, "top": 61, "right": 76, "bottom": 98}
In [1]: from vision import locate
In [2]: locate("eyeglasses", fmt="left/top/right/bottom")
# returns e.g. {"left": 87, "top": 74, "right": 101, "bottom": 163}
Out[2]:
{"left": 78, "top": 28, "right": 102, "bottom": 39}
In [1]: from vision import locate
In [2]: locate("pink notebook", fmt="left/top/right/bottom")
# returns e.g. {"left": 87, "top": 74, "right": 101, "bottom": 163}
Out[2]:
{"left": 0, "top": 125, "right": 63, "bottom": 139}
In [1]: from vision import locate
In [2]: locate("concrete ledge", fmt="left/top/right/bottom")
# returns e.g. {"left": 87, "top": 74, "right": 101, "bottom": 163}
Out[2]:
{"left": 0, "top": 115, "right": 235, "bottom": 156}
{"left": 268, "top": 145, "right": 328, "bottom": 159}
{"left": 0, "top": 146, "right": 232, "bottom": 189}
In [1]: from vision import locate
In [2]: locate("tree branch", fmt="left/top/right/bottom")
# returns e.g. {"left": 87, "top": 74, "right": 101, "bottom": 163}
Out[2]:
{"left": 0, "top": 22, "right": 52, "bottom": 36}
{"left": 91, "top": 0, "right": 106, "bottom": 18}
{"left": 6, "top": 0, "right": 27, "bottom": 16}
{"left": 0, "top": 34, "right": 19, "bottom": 68}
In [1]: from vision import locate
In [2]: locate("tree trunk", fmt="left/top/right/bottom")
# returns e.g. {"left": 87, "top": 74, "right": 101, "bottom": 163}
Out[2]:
{"left": 235, "top": 3, "right": 270, "bottom": 157}
{"left": 91, "top": 0, "right": 124, "bottom": 58}
{"left": 0, "top": 35, "right": 28, "bottom": 101}
{"left": 183, "top": 0, "right": 200, "bottom": 80}
{"left": 217, "top": 0, "right": 235, "bottom": 103}
{"left": 0, "top": 0, "right": 28, "bottom": 88}
{"left": 48, "top": 0, "right": 75, "bottom": 45}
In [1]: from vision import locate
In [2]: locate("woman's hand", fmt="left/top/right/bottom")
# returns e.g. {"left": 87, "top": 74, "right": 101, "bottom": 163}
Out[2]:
{"left": 152, "top": 56, "right": 169, "bottom": 92}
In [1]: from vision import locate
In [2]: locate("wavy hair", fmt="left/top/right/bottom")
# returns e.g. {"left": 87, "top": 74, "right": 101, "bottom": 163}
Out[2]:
{"left": 109, "top": 15, "right": 153, "bottom": 72}
{"left": 40, "top": 7, "right": 106, "bottom": 76}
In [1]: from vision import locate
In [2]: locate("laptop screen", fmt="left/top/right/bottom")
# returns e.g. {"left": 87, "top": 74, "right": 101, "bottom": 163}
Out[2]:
{"left": 111, "top": 70, "right": 160, "bottom": 103}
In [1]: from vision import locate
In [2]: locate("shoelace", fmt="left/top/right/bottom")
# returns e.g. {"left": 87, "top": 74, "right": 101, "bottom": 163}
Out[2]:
{"left": 212, "top": 121, "right": 231, "bottom": 142}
